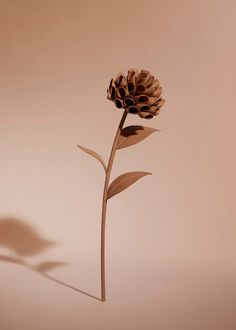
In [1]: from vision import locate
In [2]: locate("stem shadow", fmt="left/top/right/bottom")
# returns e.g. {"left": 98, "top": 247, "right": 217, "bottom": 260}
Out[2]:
{"left": 0, "top": 217, "right": 101, "bottom": 301}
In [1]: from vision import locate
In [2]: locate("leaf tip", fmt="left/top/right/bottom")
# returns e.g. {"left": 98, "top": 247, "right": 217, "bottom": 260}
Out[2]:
{"left": 77, "top": 145, "right": 84, "bottom": 151}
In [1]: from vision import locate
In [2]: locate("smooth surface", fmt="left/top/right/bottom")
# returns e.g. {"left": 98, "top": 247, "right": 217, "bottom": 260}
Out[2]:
{"left": 0, "top": 0, "right": 236, "bottom": 329}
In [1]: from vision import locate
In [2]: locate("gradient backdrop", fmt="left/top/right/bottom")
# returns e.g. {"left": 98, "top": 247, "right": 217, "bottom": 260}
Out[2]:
{"left": 0, "top": 0, "right": 236, "bottom": 329}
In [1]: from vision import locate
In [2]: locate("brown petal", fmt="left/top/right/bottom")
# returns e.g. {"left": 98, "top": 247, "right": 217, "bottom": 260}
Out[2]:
{"left": 124, "top": 97, "right": 136, "bottom": 107}
{"left": 115, "top": 98, "right": 124, "bottom": 108}
{"left": 154, "top": 98, "right": 165, "bottom": 108}
{"left": 153, "top": 87, "right": 162, "bottom": 98}
{"left": 138, "top": 72, "right": 148, "bottom": 79}
{"left": 117, "top": 87, "right": 129, "bottom": 99}
{"left": 107, "top": 89, "right": 112, "bottom": 100}
{"left": 108, "top": 79, "right": 115, "bottom": 90}
{"left": 145, "top": 114, "right": 154, "bottom": 119}
{"left": 143, "top": 86, "right": 156, "bottom": 96}
{"left": 127, "top": 105, "right": 139, "bottom": 114}
{"left": 139, "top": 112, "right": 154, "bottom": 119}
{"left": 127, "top": 69, "right": 138, "bottom": 82}
{"left": 120, "top": 76, "right": 127, "bottom": 88}
{"left": 135, "top": 84, "right": 146, "bottom": 93}
{"left": 137, "top": 103, "right": 151, "bottom": 112}
{"left": 107, "top": 86, "right": 116, "bottom": 101}
{"left": 144, "top": 76, "right": 154, "bottom": 88}
{"left": 135, "top": 95, "right": 149, "bottom": 103}
{"left": 145, "top": 96, "right": 161, "bottom": 105}
{"left": 150, "top": 105, "right": 158, "bottom": 112}
{"left": 153, "top": 109, "right": 161, "bottom": 116}
{"left": 127, "top": 69, "right": 138, "bottom": 92}
{"left": 152, "top": 79, "right": 160, "bottom": 88}
{"left": 141, "top": 69, "right": 150, "bottom": 75}
{"left": 114, "top": 72, "right": 122, "bottom": 84}
{"left": 108, "top": 78, "right": 113, "bottom": 90}
{"left": 137, "top": 70, "right": 151, "bottom": 84}
{"left": 115, "top": 73, "right": 126, "bottom": 87}
{"left": 107, "top": 79, "right": 117, "bottom": 100}
{"left": 150, "top": 105, "right": 161, "bottom": 115}
{"left": 128, "top": 82, "right": 135, "bottom": 93}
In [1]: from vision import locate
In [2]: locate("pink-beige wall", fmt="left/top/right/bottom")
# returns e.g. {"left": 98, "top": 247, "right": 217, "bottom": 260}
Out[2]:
{"left": 0, "top": 0, "right": 235, "bottom": 329}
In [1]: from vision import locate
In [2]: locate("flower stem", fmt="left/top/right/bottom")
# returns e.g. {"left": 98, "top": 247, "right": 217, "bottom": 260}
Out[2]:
{"left": 100, "top": 110, "right": 128, "bottom": 301}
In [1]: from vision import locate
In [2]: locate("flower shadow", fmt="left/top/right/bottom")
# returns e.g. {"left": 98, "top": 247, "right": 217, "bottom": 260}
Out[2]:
{"left": 0, "top": 217, "right": 100, "bottom": 301}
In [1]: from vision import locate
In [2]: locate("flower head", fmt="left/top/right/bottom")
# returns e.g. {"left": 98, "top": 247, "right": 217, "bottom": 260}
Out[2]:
{"left": 107, "top": 69, "right": 165, "bottom": 119}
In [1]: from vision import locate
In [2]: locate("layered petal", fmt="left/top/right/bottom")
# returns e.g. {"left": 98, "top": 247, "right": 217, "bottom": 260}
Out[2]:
{"left": 107, "top": 69, "right": 165, "bottom": 119}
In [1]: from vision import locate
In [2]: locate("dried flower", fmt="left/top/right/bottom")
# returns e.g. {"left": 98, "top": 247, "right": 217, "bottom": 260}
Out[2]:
{"left": 79, "top": 68, "right": 167, "bottom": 301}
{"left": 107, "top": 69, "right": 165, "bottom": 119}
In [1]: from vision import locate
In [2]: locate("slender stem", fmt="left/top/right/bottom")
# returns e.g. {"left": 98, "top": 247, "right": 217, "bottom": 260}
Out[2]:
{"left": 100, "top": 110, "right": 128, "bottom": 301}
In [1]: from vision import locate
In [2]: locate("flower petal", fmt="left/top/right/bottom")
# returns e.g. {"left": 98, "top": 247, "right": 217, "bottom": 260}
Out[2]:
{"left": 144, "top": 86, "right": 156, "bottom": 96}
{"left": 152, "top": 79, "right": 160, "bottom": 88}
{"left": 124, "top": 97, "right": 136, "bottom": 107}
{"left": 153, "top": 98, "right": 165, "bottom": 108}
{"left": 137, "top": 103, "right": 151, "bottom": 112}
{"left": 144, "top": 76, "right": 154, "bottom": 88}
{"left": 153, "top": 87, "right": 162, "bottom": 98}
{"left": 137, "top": 70, "right": 151, "bottom": 84}
{"left": 145, "top": 96, "right": 160, "bottom": 105}
{"left": 127, "top": 69, "right": 138, "bottom": 82}
{"left": 107, "top": 89, "right": 112, "bottom": 100}
{"left": 139, "top": 112, "right": 154, "bottom": 119}
{"left": 135, "top": 95, "right": 149, "bottom": 103}
{"left": 135, "top": 84, "right": 146, "bottom": 93}
{"left": 115, "top": 73, "right": 126, "bottom": 87}
{"left": 117, "top": 87, "right": 129, "bottom": 99}
{"left": 128, "top": 105, "right": 139, "bottom": 114}
{"left": 115, "top": 98, "right": 124, "bottom": 108}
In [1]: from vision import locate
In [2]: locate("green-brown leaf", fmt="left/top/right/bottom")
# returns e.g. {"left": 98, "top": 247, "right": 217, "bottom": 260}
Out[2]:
{"left": 116, "top": 125, "right": 159, "bottom": 149}
{"left": 107, "top": 171, "right": 152, "bottom": 199}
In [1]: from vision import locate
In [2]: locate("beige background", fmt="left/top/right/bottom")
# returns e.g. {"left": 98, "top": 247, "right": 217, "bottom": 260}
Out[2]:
{"left": 0, "top": 0, "right": 236, "bottom": 329}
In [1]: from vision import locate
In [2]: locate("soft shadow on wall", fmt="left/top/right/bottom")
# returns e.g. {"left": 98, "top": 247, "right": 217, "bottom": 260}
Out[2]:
{"left": 0, "top": 217, "right": 100, "bottom": 301}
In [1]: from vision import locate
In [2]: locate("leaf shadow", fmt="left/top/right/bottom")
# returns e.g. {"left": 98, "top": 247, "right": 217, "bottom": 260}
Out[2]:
{"left": 0, "top": 217, "right": 100, "bottom": 301}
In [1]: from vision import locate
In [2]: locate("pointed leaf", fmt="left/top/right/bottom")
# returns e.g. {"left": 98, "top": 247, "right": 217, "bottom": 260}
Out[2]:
{"left": 107, "top": 171, "right": 152, "bottom": 199}
{"left": 116, "top": 125, "right": 159, "bottom": 149}
{"left": 36, "top": 261, "right": 67, "bottom": 272}
{"left": 78, "top": 145, "right": 106, "bottom": 172}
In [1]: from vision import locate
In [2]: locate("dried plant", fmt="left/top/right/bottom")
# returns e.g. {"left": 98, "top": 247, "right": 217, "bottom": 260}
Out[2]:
{"left": 78, "top": 69, "right": 165, "bottom": 301}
